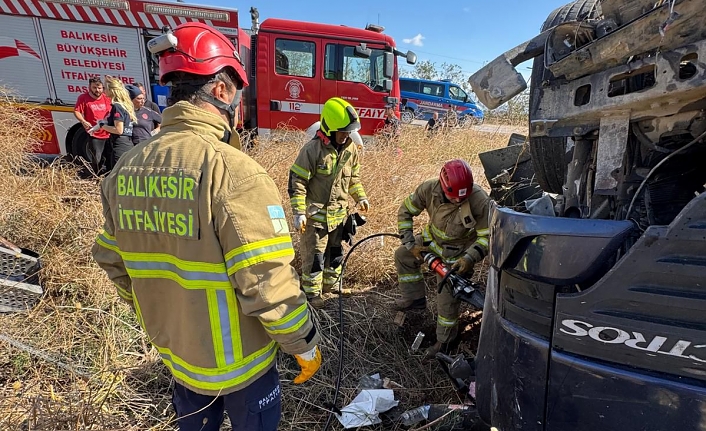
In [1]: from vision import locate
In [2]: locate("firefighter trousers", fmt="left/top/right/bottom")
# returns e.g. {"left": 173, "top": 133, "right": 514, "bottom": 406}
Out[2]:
{"left": 394, "top": 241, "right": 461, "bottom": 343}
{"left": 300, "top": 222, "right": 344, "bottom": 297}
{"left": 172, "top": 365, "right": 281, "bottom": 431}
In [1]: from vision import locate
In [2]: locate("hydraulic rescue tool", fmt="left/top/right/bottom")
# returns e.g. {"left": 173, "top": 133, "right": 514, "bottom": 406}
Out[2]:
{"left": 421, "top": 251, "right": 486, "bottom": 310}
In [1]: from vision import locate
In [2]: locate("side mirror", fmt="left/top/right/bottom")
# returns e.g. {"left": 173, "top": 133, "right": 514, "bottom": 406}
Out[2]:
{"left": 355, "top": 43, "right": 372, "bottom": 59}
{"left": 383, "top": 52, "right": 394, "bottom": 78}
{"left": 382, "top": 79, "right": 393, "bottom": 92}
{"left": 406, "top": 51, "right": 417, "bottom": 65}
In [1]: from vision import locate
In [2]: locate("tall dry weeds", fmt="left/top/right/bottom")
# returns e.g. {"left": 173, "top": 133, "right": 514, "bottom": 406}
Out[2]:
{"left": 0, "top": 96, "right": 519, "bottom": 430}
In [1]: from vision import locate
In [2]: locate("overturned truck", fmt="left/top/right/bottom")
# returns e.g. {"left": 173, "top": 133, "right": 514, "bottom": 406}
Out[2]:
{"left": 467, "top": 1, "right": 706, "bottom": 430}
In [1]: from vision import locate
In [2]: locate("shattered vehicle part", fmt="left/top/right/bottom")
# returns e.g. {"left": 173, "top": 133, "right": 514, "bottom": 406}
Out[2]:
{"left": 0, "top": 244, "right": 43, "bottom": 313}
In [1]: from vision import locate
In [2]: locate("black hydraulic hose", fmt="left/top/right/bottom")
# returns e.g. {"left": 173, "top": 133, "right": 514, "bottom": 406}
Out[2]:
{"left": 322, "top": 232, "right": 402, "bottom": 431}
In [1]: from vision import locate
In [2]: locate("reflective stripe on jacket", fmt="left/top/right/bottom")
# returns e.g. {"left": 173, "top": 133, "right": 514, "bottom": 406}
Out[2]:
{"left": 288, "top": 136, "right": 366, "bottom": 231}
{"left": 92, "top": 101, "right": 319, "bottom": 396}
{"left": 398, "top": 179, "right": 490, "bottom": 262}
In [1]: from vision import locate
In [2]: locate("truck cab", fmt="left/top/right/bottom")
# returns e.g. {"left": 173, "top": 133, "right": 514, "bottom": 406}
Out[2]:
{"left": 467, "top": 0, "right": 706, "bottom": 430}
{"left": 251, "top": 18, "right": 414, "bottom": 138}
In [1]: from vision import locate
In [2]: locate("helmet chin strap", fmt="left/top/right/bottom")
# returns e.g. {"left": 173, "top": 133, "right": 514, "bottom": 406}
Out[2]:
{"left": 202, "top": 88, "right": 243, "bottom": 131}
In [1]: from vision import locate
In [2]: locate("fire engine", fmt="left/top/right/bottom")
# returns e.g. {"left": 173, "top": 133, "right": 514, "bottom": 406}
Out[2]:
{"left": 0, "top": 0, "right": 416, "bottom": 160}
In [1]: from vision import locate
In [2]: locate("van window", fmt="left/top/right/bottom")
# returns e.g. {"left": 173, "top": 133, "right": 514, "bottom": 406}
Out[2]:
{"left": 449, "top": 86, "right": 469, "bottom": 102}
{"left": 421, "top": 82, "right": 443, "bottom": 97}
{"left": 400, "top": 80, "right": 420, "bottom": 93}
{"left": 275, "top": 39, "right": 316, "bottom": 78}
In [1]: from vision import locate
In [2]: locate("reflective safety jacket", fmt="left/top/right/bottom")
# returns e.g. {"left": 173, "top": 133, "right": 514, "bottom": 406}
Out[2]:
{"left": 398, "top": 179, "right": 490, "bottom": 263}
{"left": 92, "top": 101, "right": 319, "bottom": 396}
{"left": 288, "top": 136, "right": 366, "bottom": 231}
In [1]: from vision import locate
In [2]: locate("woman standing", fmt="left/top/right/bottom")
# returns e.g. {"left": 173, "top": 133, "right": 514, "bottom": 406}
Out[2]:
{"left": 97, "top": 76, "right": 136, "bottom": 169}
{"left": 126, "top": 84, "right": 162, "bottom": 145}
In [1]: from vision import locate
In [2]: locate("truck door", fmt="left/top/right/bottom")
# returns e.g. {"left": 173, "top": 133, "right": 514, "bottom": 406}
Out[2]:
{"left": 545, "top": 194, "right": 706, "bottom": 431}
{"left": 323, "top": 43, "right": 390, "bottom": 136}
{"left": 264, "top": 35, "right": 321, "bottom": 132}
{"left": 477, "top": 199, "right": 706, "bottom": 431}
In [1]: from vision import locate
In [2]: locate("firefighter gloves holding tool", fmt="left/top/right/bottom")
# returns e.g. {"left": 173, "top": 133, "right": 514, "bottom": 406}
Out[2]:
{"left": 358, "top": 199, "right": 370, "bottom": 212}
{"left": 453, "top": 248, "right": 483, "bottom": 275}
{"left": 405, "top": 243, "right": 428, "bottom": 261}
{"left": 293, "top": 215, "right": 307, "bottom": 233}
{"left": 451, "top": 254, "right": 475, "bottom": 275}
{"left": 293, "top": 345, "right": 322, "bottom": 384}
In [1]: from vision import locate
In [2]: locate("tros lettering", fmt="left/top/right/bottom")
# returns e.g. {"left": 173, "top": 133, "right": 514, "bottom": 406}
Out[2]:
{"left": 560, "top": 319, "right": 706, "bottom": 363}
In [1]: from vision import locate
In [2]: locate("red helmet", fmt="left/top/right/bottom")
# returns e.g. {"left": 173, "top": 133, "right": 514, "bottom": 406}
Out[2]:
{"left": 439, "top": 159, "right": 474, "bottom": 200}
{"left": 157, "top": 22, "right": 249, "bottom": 87}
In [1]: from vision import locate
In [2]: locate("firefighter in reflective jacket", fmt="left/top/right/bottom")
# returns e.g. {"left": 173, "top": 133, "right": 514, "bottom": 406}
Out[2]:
{"left": 91, "top": 23, "right": 320, "bottom": 431}
{"left": 395, "top": 159, "right": 490, "bottom": 359}
{"left": 288, "top": 97, "right": 369, "bottom": 309}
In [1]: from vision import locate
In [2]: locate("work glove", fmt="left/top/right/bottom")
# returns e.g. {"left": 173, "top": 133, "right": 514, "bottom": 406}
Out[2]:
{"left": 405, "top": 243, "right": 428, "bottom": 261}
{"left": 357, "top": 199, "right": 370, "bottom": 212}
{"left": 293, "top": 214, "right": 306, "bottom": 234}
{"left": 451, "top": 249, "right": 483, "bottom": 275}
{"left": 293, "top": 345, "right": 322, "bottom": 384}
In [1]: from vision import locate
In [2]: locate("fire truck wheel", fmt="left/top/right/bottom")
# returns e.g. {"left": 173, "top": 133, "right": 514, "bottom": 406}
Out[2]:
{"left": 70, "top": 127, "right": 94, "bottom": 165}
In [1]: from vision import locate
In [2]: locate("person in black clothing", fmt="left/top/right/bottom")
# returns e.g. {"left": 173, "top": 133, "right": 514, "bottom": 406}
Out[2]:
{"left": 135, "top": 82, "right": 161, "bottom": 112}
{"left": 425, "top": 112, "right": 440, "bottom": 136}
{"left": 97, "top": 76, "right": 136, "bottom": 169}
{"left": 128, "top": 84, "right": 162, "bottom": 145}
{"left": 380, "top": 105, "right": 401, "bottom": 140}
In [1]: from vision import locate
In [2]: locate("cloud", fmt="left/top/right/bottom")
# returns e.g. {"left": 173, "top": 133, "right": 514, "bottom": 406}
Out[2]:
{"left": 402, "top": 33, "right": 425, "bottom": 47}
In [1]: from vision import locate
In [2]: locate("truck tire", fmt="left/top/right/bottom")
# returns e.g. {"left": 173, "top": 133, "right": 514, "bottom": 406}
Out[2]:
{"left": 529, "top": 0, "right": 600, "bottom": 193}
{"left": 71, "top": 127, "right": 94, "bottom": 164}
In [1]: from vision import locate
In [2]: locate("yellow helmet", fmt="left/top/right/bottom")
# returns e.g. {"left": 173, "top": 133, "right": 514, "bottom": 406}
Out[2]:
{"left": 320, "top": 97, "right": 361, "bottom": 137}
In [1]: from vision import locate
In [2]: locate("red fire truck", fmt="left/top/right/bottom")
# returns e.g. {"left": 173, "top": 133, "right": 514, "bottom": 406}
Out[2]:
{"left": 0, "top": 0, "right": 416, "bottom": 159}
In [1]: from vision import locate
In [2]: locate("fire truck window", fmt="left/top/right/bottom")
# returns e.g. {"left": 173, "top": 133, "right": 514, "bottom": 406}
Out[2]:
{"left": 325, "top": 44, "right": 337, "bottom": 80}
{"left": 275, "top": 39, "right": 316, "bottom": 78}
{"left": 342, "top": 46, "right": 370, "bottom": 84}
{"left": 341, "top": 46, "right": 387, "bottom": 91}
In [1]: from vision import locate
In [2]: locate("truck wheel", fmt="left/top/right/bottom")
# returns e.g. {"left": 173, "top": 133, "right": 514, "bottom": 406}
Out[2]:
{"left": 400, "top": 109, "right": 415, "bottom": 124}
{"left": 529, "top": 0, "right": 600, "bottom": 193}
{"left": 70, "top": 127, "right": 94, "bottom": 165}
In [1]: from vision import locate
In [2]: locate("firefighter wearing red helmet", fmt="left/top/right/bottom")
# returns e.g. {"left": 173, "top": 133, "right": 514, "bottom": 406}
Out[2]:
{"left": 394, "top": 159, "right": 491, "bottom": 359}
{"left": 92, "top": 23, "right": 320, "bottom": 431}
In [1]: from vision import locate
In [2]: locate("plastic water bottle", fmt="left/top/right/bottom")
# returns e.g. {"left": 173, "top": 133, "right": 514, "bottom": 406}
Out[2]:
{"left": 400, "top": 405, "right": 430, "bottom": 426}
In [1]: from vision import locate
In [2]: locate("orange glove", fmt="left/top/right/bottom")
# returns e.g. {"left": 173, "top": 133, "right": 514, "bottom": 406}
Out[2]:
{"left": 293, "top": 345, "right": 322, "bottom": 384}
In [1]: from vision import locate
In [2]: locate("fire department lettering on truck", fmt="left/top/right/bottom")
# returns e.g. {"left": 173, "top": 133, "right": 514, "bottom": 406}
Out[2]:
{"left": 560, "top": 319, "right": 706, "bottom": 364}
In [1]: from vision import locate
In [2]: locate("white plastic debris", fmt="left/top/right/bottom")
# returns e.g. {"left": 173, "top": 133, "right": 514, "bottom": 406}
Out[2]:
{"left": 336, "top": 389, "right": 399, "bottom": 429}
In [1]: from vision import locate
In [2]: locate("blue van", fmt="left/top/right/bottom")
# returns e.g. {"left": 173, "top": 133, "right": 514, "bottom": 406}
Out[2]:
{"left": 400, "top": 77, "right": 484, "bottom": 126}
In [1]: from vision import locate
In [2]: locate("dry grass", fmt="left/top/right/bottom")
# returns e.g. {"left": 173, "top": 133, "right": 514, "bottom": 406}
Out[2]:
{"left": 0, "top": 95, "right": 520, "bottom": 430}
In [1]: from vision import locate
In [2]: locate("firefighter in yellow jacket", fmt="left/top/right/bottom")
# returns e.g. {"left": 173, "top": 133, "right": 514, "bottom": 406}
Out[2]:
{"left": 288, "top": 98, "right": 369, "bottom": 309}
{"left": 91, "top": 23, "right": 321, "bottom": 431}
{"left": 395, "top": 159, "right": 490, "bottom": 359}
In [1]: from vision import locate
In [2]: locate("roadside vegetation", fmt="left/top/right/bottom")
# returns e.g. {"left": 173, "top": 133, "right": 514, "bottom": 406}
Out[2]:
{"left": 0, "top": 91, "right": 525, "bottom": 430}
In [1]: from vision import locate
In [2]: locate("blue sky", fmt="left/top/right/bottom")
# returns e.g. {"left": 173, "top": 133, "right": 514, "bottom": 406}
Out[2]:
{"left": 204, "top": 0, "right": 570, "bottom": 80}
